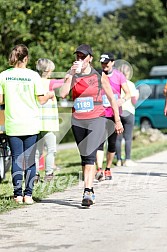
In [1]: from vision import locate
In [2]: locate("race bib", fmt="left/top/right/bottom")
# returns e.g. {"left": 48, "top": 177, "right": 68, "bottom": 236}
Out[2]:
{"left": 102, "top": 94, "right": 118, "bottom": 107}
{"left": 74, "top": 97, "right": 94, "bottom": 113}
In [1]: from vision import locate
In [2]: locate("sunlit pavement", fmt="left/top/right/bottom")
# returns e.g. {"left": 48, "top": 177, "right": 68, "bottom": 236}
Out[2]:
{"left": 1, "top": 150, "right": 167, "bottom": 252}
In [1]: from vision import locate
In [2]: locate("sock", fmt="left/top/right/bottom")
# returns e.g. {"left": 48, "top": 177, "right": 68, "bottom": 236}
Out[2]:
{"left": 98, "top": 167, "right": 102, "bottom": 170}
{"left": 105, "top": 167, "right": 110, "bottom": 171}
{"left": 84, "top": 188, "right": 91, "bottom": 193}
{"left": 91, "top": 187, "right": 94, "bottom": 194}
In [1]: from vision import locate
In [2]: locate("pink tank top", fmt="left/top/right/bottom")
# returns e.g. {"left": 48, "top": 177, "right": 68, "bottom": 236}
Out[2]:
{"left": 104, "top": 69, "right": 126, "bottom": 117}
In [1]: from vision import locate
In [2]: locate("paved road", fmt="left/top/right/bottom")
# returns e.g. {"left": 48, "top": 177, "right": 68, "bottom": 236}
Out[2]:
{"left": 1, "top": 150, "right": 167, "bottom": 252}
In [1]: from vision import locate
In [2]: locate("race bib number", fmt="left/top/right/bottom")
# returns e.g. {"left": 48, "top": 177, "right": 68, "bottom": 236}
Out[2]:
{"left": 102, "top": 94, "right": 118, "bottom": 107}
{"left": 74, "top": 97, "right": 94, "bottom": 113}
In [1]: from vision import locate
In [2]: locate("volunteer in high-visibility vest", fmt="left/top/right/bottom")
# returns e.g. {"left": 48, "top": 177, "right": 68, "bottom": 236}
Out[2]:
{"left": 35, "top": 58, "right": 64, "bottom": 182}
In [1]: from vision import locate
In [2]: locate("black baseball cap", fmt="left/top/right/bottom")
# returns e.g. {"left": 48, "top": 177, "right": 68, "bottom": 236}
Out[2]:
{"left": 74, "top": 44, "right": 93, "bottom": 56}
{"left": 100, "top": 52, "right": 114, "bottom": 63}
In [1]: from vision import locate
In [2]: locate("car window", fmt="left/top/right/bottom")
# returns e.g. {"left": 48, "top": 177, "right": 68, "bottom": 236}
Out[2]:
{"left": 147, "top": 85, "right": 155, "bottom": 99}
{"left": 155, "top": 84, "right": 165, "bottom": 99}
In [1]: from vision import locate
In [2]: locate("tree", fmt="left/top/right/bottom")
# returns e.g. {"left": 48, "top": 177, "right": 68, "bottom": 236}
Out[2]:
{"left": 0, "top": 0, "right": 128, "bottom": 73}
{"left": 0, "top": 0, "right": 83, "bottom": 71}
{"left": 113, "top": 0, "right": 167, "bottom": 79}
{"left": 0, "top": 0, "right": 166, "bottom": 81}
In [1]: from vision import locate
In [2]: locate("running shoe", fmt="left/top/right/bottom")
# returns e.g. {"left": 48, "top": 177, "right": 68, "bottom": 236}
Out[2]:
{"left": 82, "top": 191, "right": 95, "bottom": 204}
{"left": 123, "top": 159, "right": 137, "bottom": 167}
{"left": 14, "top": 196, "right": 23, "bottom": 204}
{"left": 82, "top": 191, "right": 94, "bottom": 207}
{"left": 91, "top": 193, "right": 96, "bottom": 204}
{"left": 104, "top": 169, "right": 112, "bottom": 180}
{"left": 23, "top": 195, "right": 34, "bottom": 205}
{"left": 95, "top": 168, "right": 104, "bottom": 181}
{"left": 44, "top": 173, "right": 54, "bottom": 181}
{"left": 116, "top": 160, "right": 122, "bottom": 167}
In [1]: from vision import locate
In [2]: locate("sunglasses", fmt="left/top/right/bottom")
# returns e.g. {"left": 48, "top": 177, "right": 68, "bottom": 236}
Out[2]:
{"left": 76, "top": 54, "right": 88, "bottom": 60}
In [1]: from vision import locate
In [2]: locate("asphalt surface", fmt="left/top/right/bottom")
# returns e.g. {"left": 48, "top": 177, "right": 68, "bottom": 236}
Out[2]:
{"left": 1, "top": 148, "right": 167, "bottom": 252}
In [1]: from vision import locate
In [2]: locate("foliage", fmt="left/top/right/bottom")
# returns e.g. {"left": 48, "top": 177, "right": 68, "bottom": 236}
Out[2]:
{"left": 0, "top": 0, "right": 166, "bottom": 81}
{"left": 0, "top": 0, "right": 83, "bottom": 71}
{"left": 114, "top": 0, "right": 167, "bottom": 80}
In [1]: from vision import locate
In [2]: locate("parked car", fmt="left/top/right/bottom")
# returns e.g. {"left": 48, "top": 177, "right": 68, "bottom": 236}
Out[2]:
{"left": 135, "top": 78, "right": 167, "bottom": 131}
{"left": 149, "top": 65, "right": 167, "bottom": 78}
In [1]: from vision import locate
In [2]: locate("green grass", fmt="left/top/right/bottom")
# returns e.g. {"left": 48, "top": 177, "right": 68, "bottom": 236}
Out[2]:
{"left": 0, "top": 130, "right": 167, "bottom": 214}
{"left": 0, "top": 148, "right": 81, "bottom": 214}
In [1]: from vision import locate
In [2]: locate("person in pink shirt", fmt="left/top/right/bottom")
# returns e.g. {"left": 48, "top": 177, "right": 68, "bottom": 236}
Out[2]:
{"left": 96, "top": 52, "right": 130, "bottom": 181}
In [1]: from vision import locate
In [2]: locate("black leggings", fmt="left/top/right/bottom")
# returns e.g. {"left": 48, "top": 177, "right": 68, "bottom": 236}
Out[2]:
{"left": 72, "top": 116, "right": 107, "bottom": 166}
{"left": 98, "top": 117, "right": 116, "bottom": 153}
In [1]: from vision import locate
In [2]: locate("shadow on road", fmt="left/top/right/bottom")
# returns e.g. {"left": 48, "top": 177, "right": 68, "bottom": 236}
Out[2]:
{"left": 38, "top": 198, "right": 89, "bottom": 209}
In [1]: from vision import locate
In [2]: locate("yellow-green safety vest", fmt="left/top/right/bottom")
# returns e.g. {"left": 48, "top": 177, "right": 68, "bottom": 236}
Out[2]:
{"left": 39, "top": 79, "right": 59, "bottom": 132}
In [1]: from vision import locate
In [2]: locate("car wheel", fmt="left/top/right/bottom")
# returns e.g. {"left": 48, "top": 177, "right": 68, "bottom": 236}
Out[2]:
{"left": 140, "top": 119, "right": 152, "bottom": 132}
